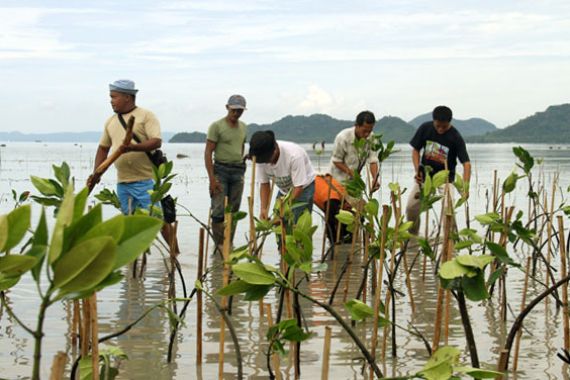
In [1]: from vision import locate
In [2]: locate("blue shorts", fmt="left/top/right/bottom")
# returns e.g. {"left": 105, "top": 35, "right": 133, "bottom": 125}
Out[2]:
{"left": 117, "top": 179, "right": 155, "bottom": 215}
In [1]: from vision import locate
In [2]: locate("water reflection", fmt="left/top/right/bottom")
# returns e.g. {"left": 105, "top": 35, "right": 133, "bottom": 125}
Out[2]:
{"left": 1, "top": 143, "right": 570, "bottom": 379}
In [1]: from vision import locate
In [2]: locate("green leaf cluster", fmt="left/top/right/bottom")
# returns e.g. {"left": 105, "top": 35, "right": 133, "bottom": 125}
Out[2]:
{"left": 266, "top": 319, "right": 312, "bottom": 356}
{"left": 418, "top": 346, "right": 502, "bottom": 380}
{"left": 30, "top": 162, "right": 72, "bottom": 214}
{"left": 439, "top": 254, "right": 494, "bottom": 301}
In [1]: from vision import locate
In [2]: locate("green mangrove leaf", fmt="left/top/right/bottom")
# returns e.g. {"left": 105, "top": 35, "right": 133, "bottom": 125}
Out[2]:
{"left": 34, "top": 208, "right": 48, "bottom": 246}
{"left": 0, "top": 275, "right": 20, "bottom": 291}
{"left": 0, "top": 216, "right": 7, "bottom": 253}
{"left": 73, "top": 187, "right": 89, "bottom": 222}
{"left": 462, "top": 272, "right": 489, "bottom": 301}
{"left": 454, "top": 240, "right": 473, "bottom": 250}
{"left": 456, "top": 255, "right": 495, "bottom": 270}
{"left": 25, "top": 244, "right": 47, "bottom": 283}
{"left": 486, "top": 242, "right": 515, "bottom": 265}
{"left": 52, "top": 237, "right": 112, "bottom": 289}
{"left": 432, "top": 170, "right": 449, "bottom": 188}
{"left": 475, "top": 212, "right": 500, "bottom": 225}
{"left": 63, "top": 204, "right": 103, "bottom": 253}
{"left": 217, "top": 280, "right": 254, "bottom": 296}
{"left": 49, "top": 186, "right": 75, "bottom": 264}
{"left": 513, "top": 146, "right": 534, "bottom": 174}
{"left": 295, "top": 210, "right": 312, "bottom": 234}
{"left": 0, "top": 255, "right": 38, "bottom": 277}
{"left": 418, "top": 238, "right": 435, "bottom": 261}
{"left": 502, "top": 172, "right": 518, "bottom": 194}
{"left": 59, "top": 237, "right": 116, "bottom": 294}
{"left": 487, "top": 267, "right": 504, "bottom": 287}
{"left": 79, "top": 356, "right": 93, "bottom": 380}
{"left": 244, "top": 284, "right": 272, "bottom": 301}
{"left": 388, "top": 182, "right": 400, "bottom": 194}
{"left": 52, "top": 162, "right": 70, "bottom": 189}
{"left": 455, "top": 366, "right": 504, "bottom": 378}
{"left": 345, "top": 299, "right": 374, "bottom": 321}
{"left": 364, "top": 199, "right": 379, "bottom": 217}
{"left": 114, "top": 216, "right": 163, "bottom": 269}
{"left": 335, "top": 210, "right": 354, "bottom": 226}
{"left": 31, "top": 176, "right": 58, "bottom": 196}
{"left": 439, "top": 260, "right": 475, "bottom": 280}
{"left": 419, "top": 346, "right": 461, "bottom": 380}
{"left": 80, "top": 214, "right": 124, "bottom": 244}
{"left": 4, "top": 205, "right": 31, "bottom": 252}
{"left": 423, "top": 175, "right": 432, "bottom": 196}
{"left": 232, "top": 262, "right": 276, "bottom": 285}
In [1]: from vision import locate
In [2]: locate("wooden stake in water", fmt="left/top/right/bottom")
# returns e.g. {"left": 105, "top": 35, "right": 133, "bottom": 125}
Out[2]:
{"left": 197, "top": 228, "right": 205, "bottom": 366}
{"left": 49, "top": 352, "right": 67, "bottom": 380}
{"left": 80, "top": 299, "right": 91, "bottom": 358}
{"left": 422, "top": 209, "right": 429, "bottom": 281}
{"left": 558, "top": 216, "right": 570, "bottom": 351}
{"left": 433, "top": 186, "right": 454, "bottom": 352}
{"left": 72, "top": 300, "right": 80, "bottom": 353}
{"left": 249, "top": 156, "right": 258, "bottom": 255}
{"left": 90, "top": 294, "right": 99, "bottom": 380}
{"left": 265, "top": 303, "right": 282, "bottom": 380}
{"left": 218, "top": 203, "right": 232, "bottom": 379}
{"left": 321, "top": 326, "right": 332, "bottom": 380}
{"left": 371, "top": 205, "right": 389, "bottom": 378}
{"left": 513, "top": 256, "right": 531, "bottom": 371}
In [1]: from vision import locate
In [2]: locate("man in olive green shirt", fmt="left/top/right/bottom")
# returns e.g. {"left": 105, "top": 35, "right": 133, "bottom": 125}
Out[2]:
{"left": 204, "top": 95, "right": 248, "bottom": 249}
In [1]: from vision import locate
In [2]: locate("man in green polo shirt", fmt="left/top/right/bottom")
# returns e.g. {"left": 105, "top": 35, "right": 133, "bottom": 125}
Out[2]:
{"left": 204, "top": 95, "right": 248, "bottom": 250}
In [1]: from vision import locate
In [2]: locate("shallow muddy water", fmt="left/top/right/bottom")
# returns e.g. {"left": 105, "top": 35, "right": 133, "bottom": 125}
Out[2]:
{"left": 1, "top": 142, "right": 570, "bottom": 379}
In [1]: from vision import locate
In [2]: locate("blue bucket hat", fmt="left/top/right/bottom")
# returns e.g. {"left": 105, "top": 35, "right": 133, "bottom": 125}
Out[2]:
{"left": 109, "top": 79, "right": 138, "bottom": 95}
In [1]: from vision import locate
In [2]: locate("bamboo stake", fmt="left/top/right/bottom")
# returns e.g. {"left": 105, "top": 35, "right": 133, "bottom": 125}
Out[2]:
{"left": 321, "top": 326, "right": 332, "bottom": 380}
{"left": 362, "top": 231, "right": 369, "bottom": 304}
{"left": 204, "top": 208, "right": 212, "bottom": 268}
{"left": 218, "top": 202, "right": 232, "bottom": 379}
{"left": 433, "top": 186, "right": 453, "bottom": 352}
{"left": 558, "top": 216, "right": 570, "bottom": 351}
{"left": 513, "top": 257, "right": 531, "bottom": 371}
{"left": 72, "top": 300, "right": 80, "bottom": 353}
{"left": 49, "top": 352, "right": 67, "bottom": 380}
{"left": 249, "top": 156, "right": 257, "bottom": 255}
{"left": 343, "top": 211, "right": 360, "bottom": 303}
{"left": 443, "top": 185, "right": 454, "bottom": 345}
{"left": 90, "top": 294, "right": 99, "bottom": 380}
{"left": 422, "top": 209, "right": 429, "bottom": 281}
{"left": 382, "top": 191, "right": 401, "bottom": 359}
{"left": 546, "top": 178, "right": 557, "bottom": 301}
{"left": 197, "top": 228, "right": 205, "bottom": 366}
{"left": 321, "top": 175, "right": 334, "bottom": 261}
{"left": 80, "top": 299, "right": 90, "bottom": 358}
{"left": 265, "top": 304, "right": 282, "bottom": 380}
{"left": 371, "top": 205, "right": 389, "bottom": 378}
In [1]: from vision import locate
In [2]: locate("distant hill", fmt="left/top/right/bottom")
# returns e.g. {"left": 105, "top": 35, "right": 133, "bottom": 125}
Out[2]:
{"left": 247, "top": 114, "right": 414, "bottom": 143}
{"left": 0, "top": 131, "right": 176, "bottom": 143}
{"left": 169, "top": 131, "right": 206, "bottom": 143}
{"left": 469, "top": 104, "right": 570, "bottom": 143}
{"left": 409, "top": 113, "right": 497, "bottom": 137}
{"left": 247, "top": 114, "right": 352, "bottom": 143}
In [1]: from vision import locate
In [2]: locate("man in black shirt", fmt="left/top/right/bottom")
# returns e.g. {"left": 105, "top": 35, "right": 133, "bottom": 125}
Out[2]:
{"left": 405, "top": 105, "right": 471, "bottom": 234}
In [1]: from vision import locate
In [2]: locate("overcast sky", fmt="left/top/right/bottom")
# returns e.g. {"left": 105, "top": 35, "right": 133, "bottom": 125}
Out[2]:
{"left": 1, "top": 0, "right": 569, "bottom": 133}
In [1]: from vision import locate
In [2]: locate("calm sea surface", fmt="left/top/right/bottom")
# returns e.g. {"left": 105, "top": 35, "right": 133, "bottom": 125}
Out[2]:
{"left": 1, "top": 142, "right": 570, "bottom": 379}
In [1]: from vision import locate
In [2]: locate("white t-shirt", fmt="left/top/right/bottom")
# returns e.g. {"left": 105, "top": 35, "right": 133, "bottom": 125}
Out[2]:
{"left": 257, "top": 141, "right": 316, "bottom": 193}
{"left": 328, "top": 127, "right": 379, "bottom": 182}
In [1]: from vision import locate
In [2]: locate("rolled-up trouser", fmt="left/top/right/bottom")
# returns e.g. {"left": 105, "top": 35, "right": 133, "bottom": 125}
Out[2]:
{"left": 278, "top": 180, "right": 315, "bottom": 232}
{"left": 117, "top": 179, "right": 155, "bottom": 215}
{"left": 210, "top": 162, "right": 246, "bottom": 224}
{"left": 406, "top": 182, "right": 455, "bottom": 236}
